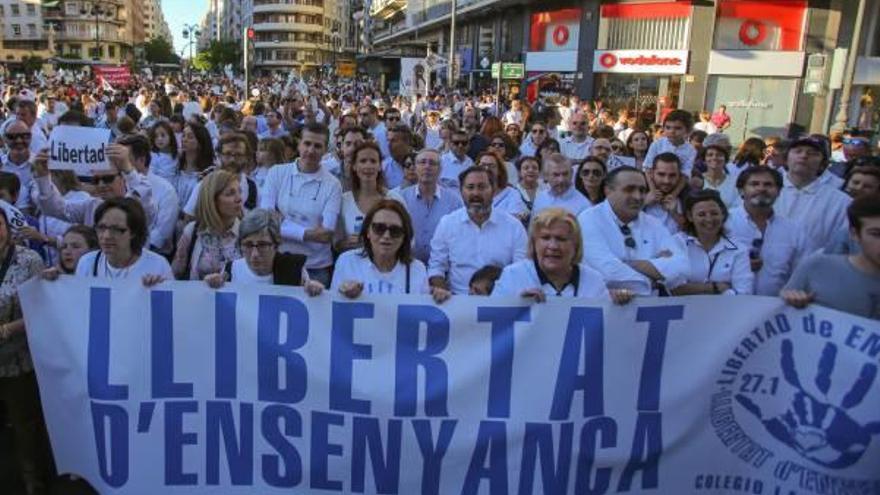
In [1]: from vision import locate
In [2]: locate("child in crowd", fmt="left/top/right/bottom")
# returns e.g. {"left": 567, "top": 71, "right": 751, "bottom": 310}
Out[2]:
{"left": 469, "top": 265, "right": 503, "bottom": 295}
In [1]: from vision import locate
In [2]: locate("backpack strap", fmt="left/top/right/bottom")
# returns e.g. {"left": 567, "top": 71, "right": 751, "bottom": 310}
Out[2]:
{"left": 245, "top": 177, "right": 257, "bottom": 210}
{"left": 405, "top": 262, "right": 411, "bottom": 294}
{"left": 92, "top": 252, "right": 100, "bottom": 277}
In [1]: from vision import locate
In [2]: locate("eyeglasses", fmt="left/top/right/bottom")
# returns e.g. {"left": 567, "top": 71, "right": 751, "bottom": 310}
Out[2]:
{"left": 4, "top": 132, "right": 31, "bottom": 141}
{"left": 620, "top": 224, "right": 636, "bottom": 249}
{"left": 358, "top": 113, "right": 371, "bottom": 118}
{"left": 386, "top": 116, "right": 400, "bottom": 121}
{"left": 242, "top": 241, "right": 275, "bottom": 252}
{"left": 370, "top": 222, "right": 405, "bottom": 239}
{"left": 415, "top": 158, "right": 439, "bottom": 166}
{"left": 611, "top": 145, "right": 625, "bottom": 153}
{"left": 490, "top": 142, "right": 506, "bottom": 148}
{"left": 532, "top": 129, "right": 546, "bottom": 134}
{"left": 452, "top": 140, "right": 468, "bottom": 146}
{"left": 90, "top": 174, "right": 120, "bottom": 186}
{"left": 95, "top": 224, "right": 129, "bottom": 236}
{"left": 580, "top": 168, "right": 604, "bottom": 178}
{"left": 843, "top": 137, "right": 868, "bottom": 145}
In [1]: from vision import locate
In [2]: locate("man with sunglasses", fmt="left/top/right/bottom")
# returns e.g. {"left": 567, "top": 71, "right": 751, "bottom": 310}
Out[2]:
{"left": 13, "top": 99, "right": 49, "bottom": 155}
{"left": 726, "top": 167, "right": 805, "bottom": 296}
{"left": 31, "top": 141, "right": 155, "bottom": 228}
{"left": 578, "top": 166, "right": 688, "bottom": 296}
{"left": 1, "top": 120, "right": 38, "bottom": 215}
{"left": 439, "top": 129, "right": 474, "bottom": 189}
{"left": 560, "top": 112, "right": 593, "bottom": 162}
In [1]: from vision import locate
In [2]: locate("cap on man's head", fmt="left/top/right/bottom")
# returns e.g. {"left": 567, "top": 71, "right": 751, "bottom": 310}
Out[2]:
{"left": 787, "top": 137, "right": 828, "bottom": 160}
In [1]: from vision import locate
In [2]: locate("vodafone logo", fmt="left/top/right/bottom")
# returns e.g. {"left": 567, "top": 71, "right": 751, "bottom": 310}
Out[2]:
{"left": 738, "top": 19, "right": 768, "bottom": 46}
{"left": 594, "top": 50, "right": 689, "bottom": 74}
{"left": 552, "top": 25, "right": 570, "bottom": 47}
{"left": 599, "top": 53, "right": 618, "bottom": 68}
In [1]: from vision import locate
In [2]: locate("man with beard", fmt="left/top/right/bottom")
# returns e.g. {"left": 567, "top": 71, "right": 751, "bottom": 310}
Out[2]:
{"left": 578, "top": 166, "right": 688, "bottom": 296}
{"left": 0, "top": 120, "right": 38, "bottom": 214}
{"left": 560, "top": 112, "right": 593, "bottom": 162}
{"left": 531, "top": 153, "right": 591, "bottom": 217}
{"left": 644, "top": 152, "right": 687, "bottom": 234}
{"left": 726, "top": 167, "right": 805, "bottom": 296}
{"left": 428, "top": 166, "right": 527, "bottom": 294}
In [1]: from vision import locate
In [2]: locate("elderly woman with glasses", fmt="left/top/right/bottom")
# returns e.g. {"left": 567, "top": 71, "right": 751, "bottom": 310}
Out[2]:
{"left": 203, "top": 209, "right": 324, "bottom": 294}
{"left": 333, "top": 199, "right": 448, "bottom": 302}
{"left": 493, "top": 208, "right": 634, "bottom": 304}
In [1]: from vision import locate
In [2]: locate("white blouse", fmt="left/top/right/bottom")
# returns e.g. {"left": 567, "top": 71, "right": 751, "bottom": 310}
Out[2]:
{"left": 332, "top": 250, "right": 429, "bottom": 295}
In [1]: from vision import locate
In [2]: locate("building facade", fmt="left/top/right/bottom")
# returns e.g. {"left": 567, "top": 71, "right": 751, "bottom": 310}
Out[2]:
{"left": 249, "top": 0, "right": 344, "bottom": 75}
{"left": 42, "top": 0, "right": 138, "bottom": 65}
{"left": 0, "top": 0, "right": 51, "bottom": 65}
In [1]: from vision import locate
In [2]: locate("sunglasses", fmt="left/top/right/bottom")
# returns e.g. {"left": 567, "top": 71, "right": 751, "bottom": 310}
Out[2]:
{"left": 620, "top": 224, "right": 636, "bottom": 249}
{"left": 843, "top": 137, "right": 868, "bottom": 145}
{"left": 386, "top": 116, "right": 400, "bottom": 121}
{"left": 580, "top": 168, "right": 604, "bottom": 178}
{"left": 532, "top": 129, "right": 546, "bottom": 134}
{"left": 452, "top": 140, "right": 468, "bottom": 146}
{"left": 4, "top": 132, "right": 31, "bottom": 141}
{"left": 89, "top": 174, "right": 120, "bottom": 186}
{"left": 370, "top": 222, "right": 405, "bottom": 239}
{"left": 490, "top": 142, "right": 505, "bottom": 148}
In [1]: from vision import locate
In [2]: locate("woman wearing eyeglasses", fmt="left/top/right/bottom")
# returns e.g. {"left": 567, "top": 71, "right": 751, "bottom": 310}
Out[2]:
{"left": 172, "top": 170, "right": 242, "bottom": 281}
{"left": 335, "top": 142, "right": 404, "bottom": 254}
{"left": 333, "top": 200, "right": 449, "bottom": 301}
{"left": 203, "top": 209, "right": 324, "bottom": 294}
{"left": 668, "top": 191, "right": 753, "bottom": 296}
{"left": 575, "top": 157, "right": 607, "bottom": 206}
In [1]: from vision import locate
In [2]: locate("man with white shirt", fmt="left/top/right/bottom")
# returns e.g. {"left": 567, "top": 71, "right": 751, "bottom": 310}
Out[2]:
{"left": 532, "top": 153, "right": 591, "bottom": 217}
{"left": 439, "top": 129, "right": 474, "bottom": 188}
{"left": 727, "top": 167, "right": 805, "bottom": 296}
{"left": 358, "top": 104, "right": 390, "bottom": 158}
{"left": 260, "top": 122, "right": 341, "bottom": 286}
{"left": 37, "top": 95, "right": 62, "bottom": 132}
{"left": 0, "top": 120, "right": 38, "bottom": 215}
{"left": 14, "top": 100, "right": 49, "bottom": 155}
{"left": 560, "top": 112, "right": 593, "bottom": 161}
{"left": 590, "top": 137, "right": 633, "bottom": 170}
{"left": 117, "top": 134, "right": 179, "bottom": 256}
{"left": 429, "top": 166, "right": 528, "bottom": 294}
{"left": 400, "top": 149, "right": 463, "bottom": 263}
{"left": 578, "top": 166, "right": 689, "bottom": 295}
{"left": 774, "top": 137, "right": 851, "bottom": 253}
{"left": 182, "top": 133, "right": 259, "bottom": 219}
{"left": 643, "top": 152, "right": 686, "bottom": 234}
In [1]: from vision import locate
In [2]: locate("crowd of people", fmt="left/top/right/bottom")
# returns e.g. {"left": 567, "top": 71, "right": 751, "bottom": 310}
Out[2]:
{"left": 0, "top": 70, "right": 877, "bottom": 492}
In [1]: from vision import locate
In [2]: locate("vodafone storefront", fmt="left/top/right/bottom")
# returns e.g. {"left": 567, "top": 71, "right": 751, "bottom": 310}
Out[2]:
{"left": 592, "top": 2, "right": 692, "bottom": 127}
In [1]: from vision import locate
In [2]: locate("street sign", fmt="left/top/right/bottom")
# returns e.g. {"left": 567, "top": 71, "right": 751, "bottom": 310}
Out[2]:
{"left": 491, "top": 63, "right": 525, "bottom": 79}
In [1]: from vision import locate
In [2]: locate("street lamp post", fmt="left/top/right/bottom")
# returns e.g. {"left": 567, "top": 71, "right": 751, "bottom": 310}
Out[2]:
{"left": 81, "top": 1, "right": 114, "bottom": 62}
{"left": 182, "top": 23, "right": 201, "bottom": 79}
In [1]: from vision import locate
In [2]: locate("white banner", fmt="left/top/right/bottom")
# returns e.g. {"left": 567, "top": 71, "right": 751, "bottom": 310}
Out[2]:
{"left": 48, "top": 125, "right": 112, "bottom": 175}
{"left": 593, "top": 50, "right": 690, "bottom": 75}
{"left": 399, "top": 58, "right": 427, "bottom": 98}
{"left": 20, "top": 278, "right": 880, "bottom": 494}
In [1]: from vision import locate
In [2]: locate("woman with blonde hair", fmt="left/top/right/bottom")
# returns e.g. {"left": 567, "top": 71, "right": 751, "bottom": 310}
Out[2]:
{"left": 493, "top": 208, "right": 634, "bottom": 304}
{"left": 172, "top": 169, "right": 242, "bottom": 280}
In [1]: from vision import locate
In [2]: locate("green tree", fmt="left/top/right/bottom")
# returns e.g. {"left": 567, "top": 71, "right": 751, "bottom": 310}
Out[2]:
{"left": 21, "top": 55, "right": 44, "bottom": 75}
{"left": 195, "top": 39, "right": 241, "bottom": 72}
{"left": 142, "top": 37, "right": 180, "bottom": 65}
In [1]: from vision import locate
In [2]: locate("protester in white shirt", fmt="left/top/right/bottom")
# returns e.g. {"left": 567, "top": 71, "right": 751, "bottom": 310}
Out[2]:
{"left": 643, "top": 110, "right": 697, "bottom": 176}
{"left": 726, "top": 167, "right": 806, "bottom": 296}
{"left": 560, "top": 112, "right": 593, "bottom": 161}
{"left": 519, "top": 121, "right": 549, "bottom": 158}
{"left": 358, "top": 104, "right": 390, "bottom": 158}
{"left": 532, "top": 153, "right": 591, "bottom": 218}
{"left": 13, "top": 100, "right": 49, "bottom": 155}
{"left": 774, "top": 137, "right": 851, "bottom": 254}
{"left": 700, "top": 144, "right": 741, "bottom": 209}
{"left": 494, "top": 208, "right": 634, "bottom": 303}
{"left": 117, "top": 134, "right": 179, "bottom": 256}
{"left": 203, "top": 208, "right": 324, "bottom": 294}
{"left": 183, "top": 133, "right": 258, "bottom": 218}
{"left": 429, "top": 166, "right": 528, "bottom": 294}
{"left": 334, "top": 199, "right": 445, "bottom": 300}
{"left": 41, "top": 198, "right": 172, "bottom": 286}
{"left": 643, "top": 152, "right": 687, "bottom": 234}
{"left": 439, "top": 129, "right": 474, "bottom": 188}
{"left": 0, "top": 120, "right": 38, "bottom": 213}
{"left": 693, "top": 111, "right": 718, "bottom": 135}
{"left": 574, "top": 157, "right": 607, "bottom": 206}
{"left": 578, "top": 166, "right": 689, "bottom": 295}
{"left": 668, "top": 191, "right": 753, "bottom": 295}
{"left": 476, "top": 151, "right": 529, "bottom": 221}
{"left": 259, "top": 123, "right": 342, "bottom": 286}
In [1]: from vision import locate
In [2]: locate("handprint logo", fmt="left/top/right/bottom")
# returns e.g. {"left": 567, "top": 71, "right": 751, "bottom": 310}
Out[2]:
{"left": 735, "top": 339, "right": 880, "bottom": 469}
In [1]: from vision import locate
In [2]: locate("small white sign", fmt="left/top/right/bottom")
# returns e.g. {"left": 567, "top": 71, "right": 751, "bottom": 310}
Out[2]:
{"left": 48, "top": 126, "right": 112, "bottom": 175}
{"left": 593, "top": 50, "right": 690, "bottom": 74}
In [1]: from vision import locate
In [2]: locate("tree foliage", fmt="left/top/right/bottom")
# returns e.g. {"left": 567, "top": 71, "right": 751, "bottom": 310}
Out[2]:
{"left": 193, "top": 40, "right": 241, "bottom": 72}
{"left": 142, "top": 37, "right": 180, "bottom": 65}
{"left": 21, "top": 55, "right": 44, "bottom": 75}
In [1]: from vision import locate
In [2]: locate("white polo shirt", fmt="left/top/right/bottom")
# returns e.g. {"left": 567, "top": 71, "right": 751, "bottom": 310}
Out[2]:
{"left": 643, "top": 137, "right": 697, "bottom": 176}
{"left": 560, "top": 136, "right": 593, "bottom": 162}
{"left": 532, "top": 186, "right": 592, "bottom": 218}
{"left": 439, "top": 151, "right": 474, "bottom": 189}
{"left": 669, "top": 233, "right": 754, "bottom": 295}
{"left": 775, "top": 174, "right": 851, "bottom": 254}
{"left": 493, "top": 259, "right": 609, "bottom": 299}
{"left": 428, "top": 207, "right": 528, "bottom": 294}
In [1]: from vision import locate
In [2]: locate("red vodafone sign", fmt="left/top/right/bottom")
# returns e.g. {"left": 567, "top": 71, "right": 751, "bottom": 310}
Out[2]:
{"left": 593, "top": 50, "right": 689, "bottom": 74}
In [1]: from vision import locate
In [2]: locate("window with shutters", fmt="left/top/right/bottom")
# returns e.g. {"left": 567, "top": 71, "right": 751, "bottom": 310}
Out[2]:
{"left": 598, "top": 2, "right": 691, "bottom": 51}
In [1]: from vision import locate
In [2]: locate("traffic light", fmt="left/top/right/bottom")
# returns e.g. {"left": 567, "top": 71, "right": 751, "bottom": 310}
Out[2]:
{"left": 246, "top": 28, "right": 255, "bottom": 40}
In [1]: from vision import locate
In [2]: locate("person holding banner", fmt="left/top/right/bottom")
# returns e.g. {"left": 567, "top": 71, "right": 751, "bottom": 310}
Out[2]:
{"left": 203, "top": 209, "right": 323, "bottom": 294}
{"left": 493, "top": 208, "right": 634, "bottom": 303}
{"left": 333, "top": 199, "right": 444, "bottom": 300}
{"left": 668, "top": 190, "right": 754, "bottom": 296}
{"left": 173, "top": 170, "right": 242, "bottom": 281}
{"left": 0, "top": 207, "right": 54, "bottom": 495}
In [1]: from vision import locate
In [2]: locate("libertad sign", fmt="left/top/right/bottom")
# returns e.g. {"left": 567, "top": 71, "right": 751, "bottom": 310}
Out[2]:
{"left": 593, "top": 50, "right": 690, "bottom": 74}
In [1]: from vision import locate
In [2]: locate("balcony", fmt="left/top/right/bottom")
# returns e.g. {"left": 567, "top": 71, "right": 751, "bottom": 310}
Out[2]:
{"left": 254, "top": 40, "right": 320, "bottom": 50}
{"left": 369, "top": 0, "right": 406, "bottom": 20}
{"left": 253, "top": 22, "right": 323, "bottom": 33}
{"left": 254, "top": 1, "right": 323, "bottom": 16}
{"left": 55, "top": 32, "right": 128, "bottom": 42}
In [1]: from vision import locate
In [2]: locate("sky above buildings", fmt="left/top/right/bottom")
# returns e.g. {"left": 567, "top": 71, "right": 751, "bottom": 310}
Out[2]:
{"left": 163, "top": 0, "right": 208, "bottom": 57}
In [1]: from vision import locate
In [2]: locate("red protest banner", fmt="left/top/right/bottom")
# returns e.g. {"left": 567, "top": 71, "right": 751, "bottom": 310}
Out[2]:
{"left": 93, "top": 65, "right": 131, "bottom": 87}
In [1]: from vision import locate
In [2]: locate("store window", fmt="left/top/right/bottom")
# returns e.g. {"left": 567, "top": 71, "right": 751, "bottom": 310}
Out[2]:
{"left": 598, "top": 2, "right": 691, "bottom": 50}
{"left": 713, "top": 0, "right": 806, "bottom": 51}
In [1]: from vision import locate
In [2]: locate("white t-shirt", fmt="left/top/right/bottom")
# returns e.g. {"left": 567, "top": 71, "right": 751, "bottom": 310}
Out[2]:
{"left": 337, "top": 190, "right": 405, "bottom": 240}
{"left": 76, "top": 250, "right": 174, "bottom": 280}
{"left": 331, "top": 250, "right": 429, "bottom": 295}
{"left": 228, "top": 257, "right": 310, "bottom": 285}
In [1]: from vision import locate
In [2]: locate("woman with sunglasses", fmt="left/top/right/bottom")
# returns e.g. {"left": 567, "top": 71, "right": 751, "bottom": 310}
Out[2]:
{"left": 668, "top": 191, "right": 753, "bottom": 296}
{"left": 488, "top": 132, "right": 521, "bottom": 182}
{"left": 335, "top": 142, "right": 404, "bottom": 254}
{"left": 575, "top": 157, "right": 607, "bottom": 206}
{"left": 518, "top": 121, "right": 549, "bottom": 158}
{"left": 333, "top": 200, "right": 449, "bottom": 302}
